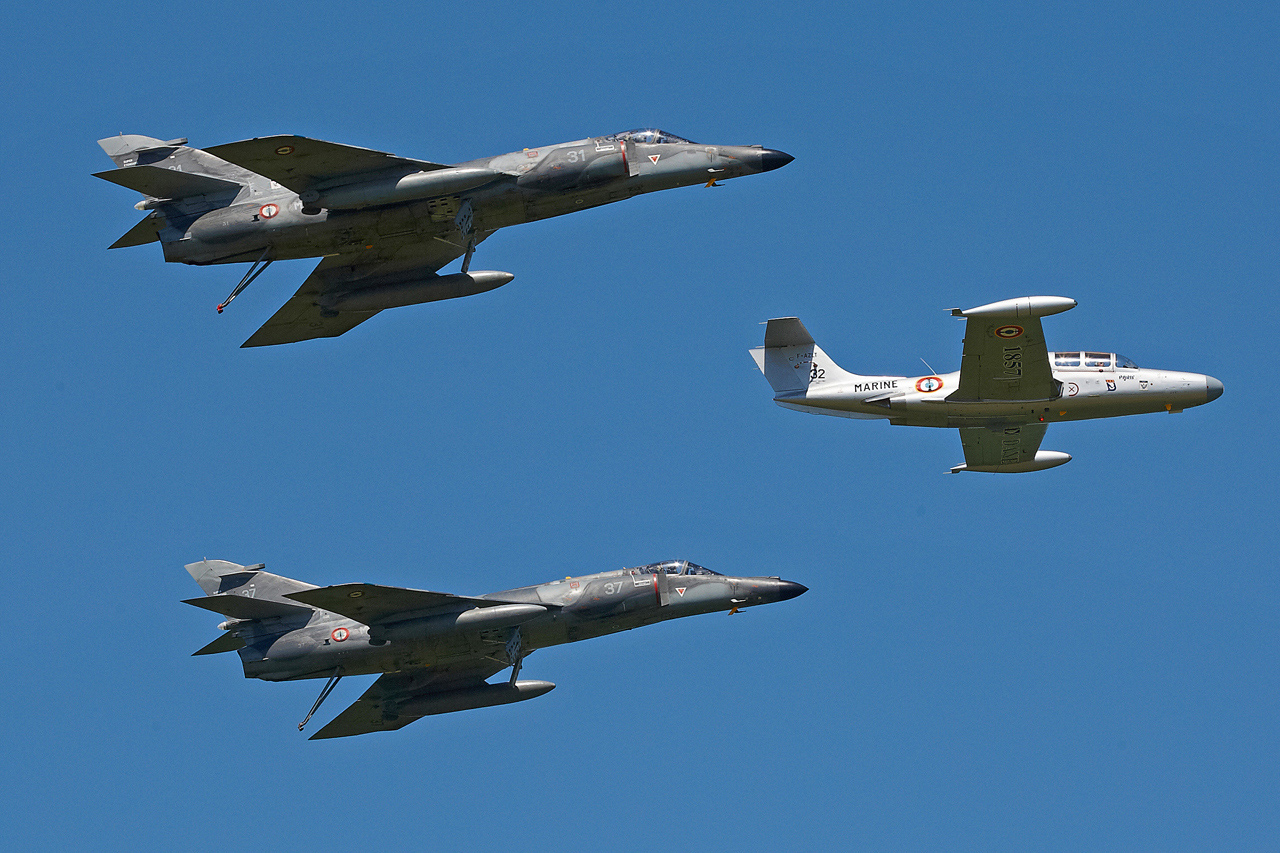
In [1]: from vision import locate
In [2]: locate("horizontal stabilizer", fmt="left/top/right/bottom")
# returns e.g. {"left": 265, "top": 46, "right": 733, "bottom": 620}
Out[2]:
{"left": 192, "top": 633, "right": 246, "bottom": 656}
{"left": 285, "top": 583, "right": 515, "bottom": 625}
{"left": 93, "top": 165, "right": 242, "bottom": 199}
{"left": 182, "top": 594, "right": 313, "bottom": 620}
{"left": 109, "top": 216, "right": 161, "bottom": 249}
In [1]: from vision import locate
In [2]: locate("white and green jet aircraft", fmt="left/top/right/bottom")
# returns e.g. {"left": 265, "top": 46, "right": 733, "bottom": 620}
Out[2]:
{"left": 185, "top": 558, "right": 805, "bottom": 739}
{"left": 751, "top": 296, "right": 1223, "bottom": 473}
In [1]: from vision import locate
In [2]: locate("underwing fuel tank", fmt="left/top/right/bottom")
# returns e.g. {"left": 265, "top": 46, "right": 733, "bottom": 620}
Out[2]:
{"left": 302, "top": 167, "right": 504, "bottom": 211}
{"left": 318, "top": 270, "right": 514, "bottom": 313}
{"left": 370, "top": 602, "right": 547, "bottom": 643}
{"left": 395, "top": 680, "right": 555, "bottom": 717}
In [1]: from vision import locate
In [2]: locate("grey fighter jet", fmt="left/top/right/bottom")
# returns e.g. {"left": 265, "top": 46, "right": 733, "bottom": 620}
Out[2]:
{"left": 751, "top": 296, "right": 1224, "bottom": 473}
{"left": 185, "top": 558, "right": 806, "bottom": 738}
{"left": 95, "top": 129, "right": 791, "bottom": 346}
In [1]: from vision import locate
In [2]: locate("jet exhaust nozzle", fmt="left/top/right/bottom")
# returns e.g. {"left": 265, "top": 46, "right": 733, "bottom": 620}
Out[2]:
{"left": 320, "top": 270, "right": 514, "bottom": 312}
{"left": 396, "top": 680, "right": 556, "bottom": 717}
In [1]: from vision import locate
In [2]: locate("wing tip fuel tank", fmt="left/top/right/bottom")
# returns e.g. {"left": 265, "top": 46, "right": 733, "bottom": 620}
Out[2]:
{"left": 952, "top": 296, "right": 1077, "bottom": 319}
{"left": 951, "top": 450, "right": 1072, "bottom": 474}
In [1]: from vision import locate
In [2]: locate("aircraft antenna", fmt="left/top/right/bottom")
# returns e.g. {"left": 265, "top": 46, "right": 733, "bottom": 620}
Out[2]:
{"left": 920, "top": 357, "right": 937, "bottom": 375}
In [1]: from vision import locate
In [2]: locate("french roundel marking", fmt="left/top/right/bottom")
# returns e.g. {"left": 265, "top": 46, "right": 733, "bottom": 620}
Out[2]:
{"left": 995, "top": 325, "right": 1024, "bottom": 339}
{"left": 916, "top": 376, "right": 944, "bottom": 393}
{"left": 259, "top": 203, "right": 280, "bottom": 219}
{"left": 275, "top": 145, "right": 294, "bottom": 155}
{"left": 331, "top": 627, "right": 350, "bottom": 642}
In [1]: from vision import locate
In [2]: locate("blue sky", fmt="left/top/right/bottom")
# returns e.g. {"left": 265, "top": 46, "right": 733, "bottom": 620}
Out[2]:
{"left": 3, "top": 2, "right": 1276, "bottom": 850}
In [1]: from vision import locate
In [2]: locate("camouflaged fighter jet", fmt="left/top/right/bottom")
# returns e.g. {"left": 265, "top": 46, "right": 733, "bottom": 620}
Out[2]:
{"left": 95, "top": 129, "right": 791, "bottom": 346}
{"left": 751, "top": 296, "right": 1223, "bottom": 473}
{"left": 185, "top": 558, "right": 805, "bottom": 739}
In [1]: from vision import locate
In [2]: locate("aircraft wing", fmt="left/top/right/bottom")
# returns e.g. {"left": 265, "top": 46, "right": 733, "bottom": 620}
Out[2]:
{"left": 957, "top": 423, "right": 1048, "bottom": 470}
{"left": 241, "top": 236, "right": 487, "bottom": 347}
{"left": 310, "top": 662, "right": 507, "bottom": 740}
{"left": 285, "top": 583, "right": 518, "bottom": 624}
{"left": 203, "top": 135, "right": 450, "bottom": 193}
{"left": 949, "top": 298, "right": 1073, "bottom": 402}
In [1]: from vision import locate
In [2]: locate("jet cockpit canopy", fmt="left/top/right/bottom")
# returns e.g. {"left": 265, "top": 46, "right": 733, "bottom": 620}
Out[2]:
{"left": 606, "top": 129, "right": 696, "bottom": 145}
{"left": 1051, "top": 352, "right": 1139, "bottom": 370}
{"left": 630, "top": 560, "right": 721, "bottom": 576}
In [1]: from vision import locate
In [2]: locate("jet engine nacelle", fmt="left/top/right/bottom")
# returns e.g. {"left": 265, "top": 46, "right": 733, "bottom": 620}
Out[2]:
{"left": 393, "top": 680, "right": 556, "bottom": 717}
{"left": 318, "top": 270, "right": 514, "bottom": 313}
{"left": 371, "top": 602, "right": 547, "bottom": 643}
{"left": 302, "top": 167, "right": 503, "bottom": 211}
{"left": 951, "top": 450, "right": 1072, "bottom": 474}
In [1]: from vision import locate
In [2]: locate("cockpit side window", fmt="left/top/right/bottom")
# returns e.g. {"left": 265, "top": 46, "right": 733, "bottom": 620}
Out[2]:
{"left": 607, "top": 129, "right": 695, "bottom": 145}
{"left": 1084, "top": 352, "right": 1112, "bottom": 368}
{"left": 1053, "top": 352, "right": 1082, "bottom": 368}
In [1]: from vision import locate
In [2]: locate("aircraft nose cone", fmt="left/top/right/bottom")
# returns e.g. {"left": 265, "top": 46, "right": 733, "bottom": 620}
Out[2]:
{"left": 1206, "top": 376, "right": 1224, "bottom": 403}
{"left": 776, "top": 580, "right": 808, "bottom": 602}
{"left": 759, "top": 149, "right": 794, "bottom": 172}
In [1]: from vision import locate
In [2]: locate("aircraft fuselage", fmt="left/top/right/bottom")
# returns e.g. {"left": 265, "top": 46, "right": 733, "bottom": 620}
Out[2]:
{"left": 233, "top": 566, "right": 803, "bottom": 682}
{"left": 776, "top": 365, "right": 1220, "bottom": 428}
{"left": 158, "top": 137, "right": 786, "bottom": 266}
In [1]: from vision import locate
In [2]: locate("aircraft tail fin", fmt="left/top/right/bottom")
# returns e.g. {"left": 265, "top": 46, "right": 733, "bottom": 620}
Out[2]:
{"left": 94, "top": 134, "right": 271, "bottom": 205}
{"left": 97, "top": 134, "right": 185, "bottom": 168}
{"left": 184, "top": 559, "right": 319, "bottom": 604}
{"left": 750, "top": 317, "right": 858, "bottom": 394}
{"left": 183, "top": 560, "right": 319, "bottom": 658}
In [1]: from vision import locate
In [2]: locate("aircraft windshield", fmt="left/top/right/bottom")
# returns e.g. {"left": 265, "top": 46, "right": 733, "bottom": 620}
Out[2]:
{"left": 1116, "top": 354, "right": 1138, "bottom": 369}
{"left": 630, "top": 560, "right": 721, "bottom": 576}
{"left": 607, "top": 129, "right": 695, "bottom": 145}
